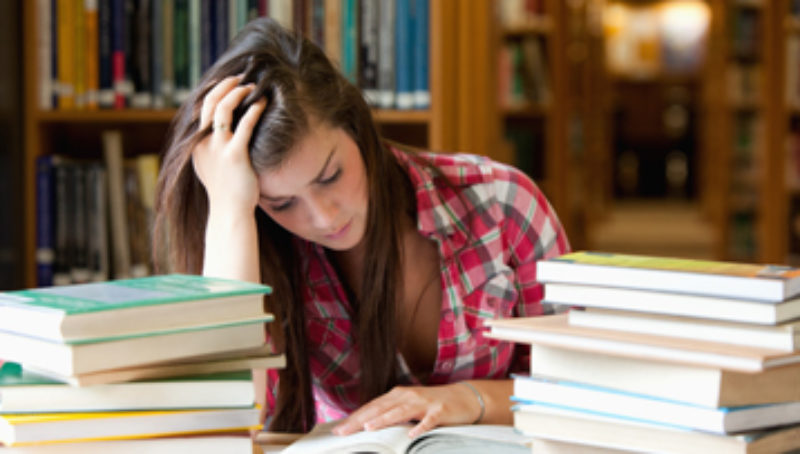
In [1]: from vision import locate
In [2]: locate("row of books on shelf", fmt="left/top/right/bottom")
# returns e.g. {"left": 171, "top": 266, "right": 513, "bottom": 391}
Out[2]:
{"left": 39, "top": 0, "right": 430, "bottom": 112}
{"left": 497, "top": 37, "right": 551, "bottom": 110}
{"left": 488, "top": 251, "right": 800, "bottom": 453}
{"left": 0, "top": 274, "right": 284, "bottom": 452}
{"left": 35, "top": 131, "right": 155, "bottom": 287}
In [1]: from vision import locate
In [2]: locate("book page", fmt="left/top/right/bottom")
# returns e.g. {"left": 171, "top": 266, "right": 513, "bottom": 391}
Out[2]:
{"left": 281, "top": 421, "right": 414, "bottom": 454}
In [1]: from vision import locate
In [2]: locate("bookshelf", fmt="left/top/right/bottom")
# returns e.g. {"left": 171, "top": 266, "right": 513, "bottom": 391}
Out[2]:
{"left": 765, "top": 0, "right": 800, "bottom": 265}
{"left": 492, "top": 0, "right": 603, "bottom": 249}
{"left": 704, "top": 0, "right": 771, "bottom": 263}
{"left": 493, "top": 0, "right": 570, "bottom": 238}
{"left": 21, "top": 0, "right": 470, "bottom": 288}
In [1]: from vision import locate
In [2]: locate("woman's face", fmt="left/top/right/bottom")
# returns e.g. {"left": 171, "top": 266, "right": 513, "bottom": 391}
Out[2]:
{"left": 256, "top": 120, "right": 369, "bottom": 251}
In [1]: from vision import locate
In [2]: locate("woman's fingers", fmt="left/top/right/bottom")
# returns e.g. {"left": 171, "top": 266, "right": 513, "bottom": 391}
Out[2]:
{"left": 199, "top": 75, "right": 243, "bottom": 130}
{"left": 212, "top": 84, "right": 256, "bottom": 135}
{"left": 230, "top": 98, "right": 267, "bottom": 151}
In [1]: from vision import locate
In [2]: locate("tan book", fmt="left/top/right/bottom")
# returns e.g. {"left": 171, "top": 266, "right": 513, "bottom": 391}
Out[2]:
{"left": 527, "top": 344, "right": 800, "bottom": 408}
{"left": 487, "top": 314, "right": 800, "bottom": 372}
{"left": 28, "top": 346, "right": 285, "bottom": 386}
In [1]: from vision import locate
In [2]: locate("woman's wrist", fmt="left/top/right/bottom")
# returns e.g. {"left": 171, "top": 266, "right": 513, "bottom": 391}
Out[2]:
{"left": 457, "top": 381, "right": 485, "bottom": 424}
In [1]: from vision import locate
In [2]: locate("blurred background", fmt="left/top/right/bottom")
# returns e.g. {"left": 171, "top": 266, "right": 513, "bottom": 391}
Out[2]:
{"left": 2, "top": 0, "right": 796, "bottom": 290}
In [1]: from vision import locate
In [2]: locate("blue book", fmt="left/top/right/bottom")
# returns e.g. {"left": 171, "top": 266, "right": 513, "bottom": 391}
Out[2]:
{"left": 412, "top": 0, "right": 428, "bottom": 109}
{"left": 35, "top": 156, "right": 57, "bottom": 287}
{"left": 394, "top": 0, "right": 414, "bottom": 109}
{"left": 341, "top": 0, "right": 358, "bottom": 84}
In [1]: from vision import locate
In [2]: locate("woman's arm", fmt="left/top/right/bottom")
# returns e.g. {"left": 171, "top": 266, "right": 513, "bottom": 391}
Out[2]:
{"left": 192, "top": 75, "right": 266, "bottom": 283}
{"left": 332, "top": 379, "right": 512, "bottom": 438}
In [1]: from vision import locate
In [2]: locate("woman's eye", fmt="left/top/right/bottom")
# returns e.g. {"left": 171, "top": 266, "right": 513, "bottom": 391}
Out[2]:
{"left": 270, "top": 200, "right": 294, "bottom": 211}
{"left": 319, "top": 168, "right": 341, "bottom": 185}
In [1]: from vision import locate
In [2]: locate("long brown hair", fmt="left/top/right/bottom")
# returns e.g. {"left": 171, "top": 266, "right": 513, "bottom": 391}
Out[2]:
{"left": 153, "top": 18, "right": 415, "bottom": 432}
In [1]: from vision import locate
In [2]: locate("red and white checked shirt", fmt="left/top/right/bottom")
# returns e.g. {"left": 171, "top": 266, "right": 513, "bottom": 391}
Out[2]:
{"left": 265, "top": 148, "right": 570, "bottom": 423}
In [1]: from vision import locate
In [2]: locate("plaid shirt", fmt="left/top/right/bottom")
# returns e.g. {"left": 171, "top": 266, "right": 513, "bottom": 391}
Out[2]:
{"left": 266, "top": 148, "right": 570, "bottom": 423}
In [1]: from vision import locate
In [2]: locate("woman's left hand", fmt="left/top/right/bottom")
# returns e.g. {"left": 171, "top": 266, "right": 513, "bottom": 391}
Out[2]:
{"left": 332, "top": 383, "right": 482, "bottom": 438}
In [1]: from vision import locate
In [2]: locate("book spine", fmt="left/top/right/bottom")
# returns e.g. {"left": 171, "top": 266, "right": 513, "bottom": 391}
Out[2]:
{"left": 37, "top": 0, "right": 53, "bottom": 109}
{"left": 98, "top": 0, "right": 114, "bottom": 108}
{"left": 86, "top": 164, "right": 110, "bottom": 282}
{"left": 111, "top": 0, "right": 127, "bottom": 108}
{"left": 161, "top": 0, "right": 174, "bottom": 107}
{"left": 151, "top": 0, "right": 165, "bottom": 108}
{"left": 173, "top": 0, "right": 189, "bottom": 104}
{"left": 358, "top": 0, "right": 379, "bottom": 106}
{"left": 200, "top": 0, "right": 213, "bottom": 73}
{"left": 85, "top": 0, "right": 100, "bottom": 109}
{"left": 394, "top": 0, "right": 413, "bottom": 109}
{"left": 69, "top": 163, "right": 91, "bottom": 284}
{"left": 130, "top": 0, "right": 153, "bottom": 108}
{"left": 73, "top": 0, "right": 87, "bottom": 109}
{"left": 412, "top": 0, "right": 428, "bottom": 109}
{"left": 57, "top": 0, "right": 76, "bottom": 109}
{"left": 214, "top": 0, "right": 229, "bottom": 60}
{"left": 377, "top": 0, "right": 394, "bottom": 108}
{"left": 35, "top": 156, "right": 56, "bottom": 286}
{"left": 268, "top": 0, "right": 292, "bottom": 30}
{"left": 309, "top": 0, "right": 325, "bottom": 48}
{"left": 341, "top": 0, "right": 357, "bottom": 84}
{"left": 324, "top": 0, "right": 342, "bottom": 70}
{"left": 102, "top": 130, "right": 132, "bottom": 280}
{"left": 51, "top": 0, "right": 59, "bottom": 108}
{"left": 53, "top": 160, "right": 72, "bottom": 285}
{"left": 188, "top": 0, "right": 201, "bottom": 89}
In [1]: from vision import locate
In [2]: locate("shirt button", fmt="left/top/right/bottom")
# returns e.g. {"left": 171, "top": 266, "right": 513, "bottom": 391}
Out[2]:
{"left": 444, "top": 311, "right": 455, "bottom": 323}
{"left": 441, "top": 360, "right": 454, "bottom": 371}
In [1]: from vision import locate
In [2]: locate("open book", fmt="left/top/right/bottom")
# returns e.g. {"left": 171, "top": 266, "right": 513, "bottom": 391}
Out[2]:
{"left": 280, "top": 421, "right": 532, "bottom": 454}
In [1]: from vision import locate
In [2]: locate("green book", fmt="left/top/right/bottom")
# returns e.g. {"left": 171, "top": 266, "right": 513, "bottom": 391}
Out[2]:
{"left": 0, "top": 274, "right": 272, "bottom": 343}
{"left": 0, "top": 362, "right": 258, "bottom": 413}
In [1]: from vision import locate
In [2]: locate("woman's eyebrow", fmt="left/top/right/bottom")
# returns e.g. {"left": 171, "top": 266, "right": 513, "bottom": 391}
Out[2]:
{"left": 261, "top": 147, "right": 337, "bottom": 202}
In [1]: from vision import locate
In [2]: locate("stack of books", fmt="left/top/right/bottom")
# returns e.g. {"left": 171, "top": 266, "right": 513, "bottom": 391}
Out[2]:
{"left": 0, "top": 274, "right": 285, "bottom": 452}
{"left": 488, "top": 251, "right": 800, "bottom": 453}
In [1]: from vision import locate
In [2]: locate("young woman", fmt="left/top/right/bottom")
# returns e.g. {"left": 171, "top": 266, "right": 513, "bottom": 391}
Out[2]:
{"left": 153, "top": 17, "right": 570, "bottom": 436}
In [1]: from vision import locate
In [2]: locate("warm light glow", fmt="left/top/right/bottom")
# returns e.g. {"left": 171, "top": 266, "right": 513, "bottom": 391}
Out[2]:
{"left": 660, "top": 1, "right": 711, "bottom": 50}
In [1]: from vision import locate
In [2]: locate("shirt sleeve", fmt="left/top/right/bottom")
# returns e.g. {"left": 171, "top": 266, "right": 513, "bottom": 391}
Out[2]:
{"left": 491, "top": 163, "right": 571, "bottom": 372}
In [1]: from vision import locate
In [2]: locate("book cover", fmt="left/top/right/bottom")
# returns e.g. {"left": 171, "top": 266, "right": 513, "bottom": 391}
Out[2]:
{"left": 487, "top": 314, "right": 800, "bottom": 373}
{"left": 538, "top": 251, "right": 800, "bottom": 302}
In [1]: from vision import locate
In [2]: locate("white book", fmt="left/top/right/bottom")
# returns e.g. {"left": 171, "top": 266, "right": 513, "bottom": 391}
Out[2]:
{"left": 0, "top": 407, "right": 260, "bottom": 446}
{"left": 569, "top": 308, "right": 800, "bottom": 351}
{"left": 537, "top": 252, "right": 800, "bottom": 302}
{"left": 0, "top": 436, "right": 254, "bottom": 454}
{"left": 513, "top": 375, "right": 800, "bottom": 434}
{"left": 527, "top": 344, "right": 800, "bottom": 408}
{"left": 487, "top": 314, "right": 800, "bottom": 373}
{"left": 514, "top": 405, "right": 800, "bottom": 454}
{"left": 544, "top": 282, "right": 800, "bottom": 325}
{"left": 0, "top": 367, "right": 255, "bottom": 413}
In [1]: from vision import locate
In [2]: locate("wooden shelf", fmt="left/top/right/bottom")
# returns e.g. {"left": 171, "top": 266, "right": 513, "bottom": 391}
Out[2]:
{"left": 502, "top": 17, "right": 553, "bottom": 37}
{"left": 33, "top": 108, "right": 431, "bottom": 125}
{"left": 785, "top": 16, "right": 800, "bottom": 33}
{"left": 502, "top": 103, "right": 551, "bottom": 117}
{"left": 35, "top": 109, "right": 178, "bottom": 124}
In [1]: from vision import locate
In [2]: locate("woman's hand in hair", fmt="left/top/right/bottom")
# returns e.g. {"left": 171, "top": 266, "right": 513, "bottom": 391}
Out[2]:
{"left": 193, "top": 75, "right": 266, "bottom": 213}
{"left": 332, "top": 382, "right": 489, "bottom": 438}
